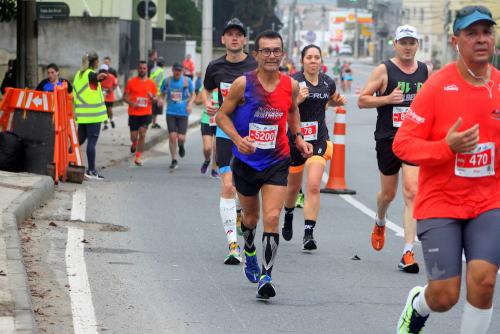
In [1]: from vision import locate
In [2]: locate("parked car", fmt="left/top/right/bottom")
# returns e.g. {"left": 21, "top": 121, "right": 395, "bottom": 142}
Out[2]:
{"left": 339, "top": 44, "right": 353, "bottom": 56}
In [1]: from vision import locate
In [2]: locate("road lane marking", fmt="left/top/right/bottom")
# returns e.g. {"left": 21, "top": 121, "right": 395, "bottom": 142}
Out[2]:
{"left": 66, "top": 227, "right": 98, "bottom": 334}
{"left": 322, "top": 173, "right": 404, "bottom": 237}
{"left": 71, "top": 189, "right": 86, "bottom": 221}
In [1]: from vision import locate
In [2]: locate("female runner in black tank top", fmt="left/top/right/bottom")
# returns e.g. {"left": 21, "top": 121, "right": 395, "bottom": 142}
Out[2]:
{"left": 282, "top": 45, "right": 347, "bottom": 250}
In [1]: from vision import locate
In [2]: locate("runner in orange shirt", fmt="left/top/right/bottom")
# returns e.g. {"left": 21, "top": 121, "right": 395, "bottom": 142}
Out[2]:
{"left": 123, "top": 60, "right": 157, "bottom": 166}
{"left": 393, "top": 7, "right": 499, "bottom": 333}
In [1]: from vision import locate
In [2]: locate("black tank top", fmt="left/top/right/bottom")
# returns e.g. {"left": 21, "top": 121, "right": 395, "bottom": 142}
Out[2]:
{"left": 375, "top": 60, "right": 428, "bottom": 141}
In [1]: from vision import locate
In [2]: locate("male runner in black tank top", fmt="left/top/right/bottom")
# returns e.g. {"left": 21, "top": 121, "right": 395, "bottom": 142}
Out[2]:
{"left": 358, "top": 25, "right": 430, "bottom": 274}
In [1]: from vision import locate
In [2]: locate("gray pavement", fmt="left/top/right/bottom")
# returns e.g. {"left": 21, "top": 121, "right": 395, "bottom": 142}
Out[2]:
{"left": 0, "top": 104, "right": 202, "bottom": 332}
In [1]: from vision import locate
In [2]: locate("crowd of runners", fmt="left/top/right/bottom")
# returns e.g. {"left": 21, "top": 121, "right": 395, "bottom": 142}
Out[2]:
{"left": 68, "top": 5, "right": 499, "bottom": 333}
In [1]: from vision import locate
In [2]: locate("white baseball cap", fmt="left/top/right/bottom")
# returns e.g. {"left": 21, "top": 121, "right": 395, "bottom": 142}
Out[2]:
{"left": 395, "top": 25, "right": 418, "bottom": 41}
{"left": 99, "top": 64, "right": 109, "bottom": 71}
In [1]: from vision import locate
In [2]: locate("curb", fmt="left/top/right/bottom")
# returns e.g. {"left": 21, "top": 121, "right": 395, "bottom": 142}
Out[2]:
{"left": 2, "top": 176, "right": 54, "bottom": 333}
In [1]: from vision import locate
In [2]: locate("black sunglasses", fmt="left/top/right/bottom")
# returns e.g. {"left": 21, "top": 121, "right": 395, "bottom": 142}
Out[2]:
{"left": 456, "top": 6, "right": 492, "bottom": 18}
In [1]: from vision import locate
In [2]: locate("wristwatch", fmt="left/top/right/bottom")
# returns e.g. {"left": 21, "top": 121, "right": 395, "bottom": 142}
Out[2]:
{"left": 293, "top": 132, "right": 304, "bottom": 141}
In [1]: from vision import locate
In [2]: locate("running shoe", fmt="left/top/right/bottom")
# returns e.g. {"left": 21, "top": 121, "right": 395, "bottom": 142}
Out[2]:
{"left": 103, "top": 124, "right": 109, "bottom": 130}
{"left": 130, "top": 143, "right": 137, "bottom": 154}
{"left": 134, "top": 158, "right": 143, "bottom": 166}
{"left": 178, "top": 143, "right": 185, "bottom": 158}
{"left": 224, "top": 242, "right": 242, "bottom": 265}
{"left": 236, "top": 210, "right": 243, "bottom": 236}
{"left": 200, "top": 161, "right": 210, "bottom": 174}
{"left": 282, "top": 214, "right": 293, "bottom": 241}
{"left": 169, "top": 160, "right": 178, "bottom": 169}
{"left": 151, "top": 123, "right": 161, "bottom": 129}
{"left": 371, "top": 223, "right": 386, "bottom": 251}
{"left": 110, "top": 120, "right": 115, "bottom": 129}
{"left": 302, "top": 233, "right": 317, "bottom": 251}
{"left": 211, "top": 169, "right": 220, "bottom": 179}
{"left": 256, "top": 274, "right": 276, "bottom": 300}
{"left": 398, "top": 250, "right": 420, "bottom": 274}
{"left": 295, "top": 192, "right": 304, "bottom": 208}
{"left": 397, "top": 286, "right": 429, "bottom": 334}
{"left": 244, "top": 250, "right": 260, "bottom": 283}
{"left": 84, "top": 170, "right": 104, "bottom": 180}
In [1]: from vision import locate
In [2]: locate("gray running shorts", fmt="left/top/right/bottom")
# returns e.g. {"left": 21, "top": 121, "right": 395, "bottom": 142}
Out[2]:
{"left": 417, "top": 209, "right": 500, "bottom": 281}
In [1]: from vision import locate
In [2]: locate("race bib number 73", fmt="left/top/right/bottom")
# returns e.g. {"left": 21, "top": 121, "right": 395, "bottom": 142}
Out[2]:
{"left": 455, "top": 142, "right": 495, "bottom": 178}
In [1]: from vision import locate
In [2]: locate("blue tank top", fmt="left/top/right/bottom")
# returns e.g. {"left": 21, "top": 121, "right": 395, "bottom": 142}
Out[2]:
{"left": 232, "top": 71, "right": 292, "bottom": 171}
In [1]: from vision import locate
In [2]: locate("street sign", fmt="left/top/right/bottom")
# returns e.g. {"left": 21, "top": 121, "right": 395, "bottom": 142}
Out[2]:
{"left": 337, "top": 0, "right": 368, "bottom": 9}
{"left": 36, "top": 2, "right": 70, "bottom": 20}
{"left": 137, "top": 0, "right": 157, "bottom": 20}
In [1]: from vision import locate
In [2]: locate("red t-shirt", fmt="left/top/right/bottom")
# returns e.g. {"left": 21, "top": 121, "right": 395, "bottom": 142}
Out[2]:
{"left": 182, "top": 59, "right": 195, "bottom": 76}
{"left": 393, "top": 63, "right": 500, "bottom": 220}
{"left": 100, "top": 73, "right": 117, "bottom": 102}
{"left": 124, "top": 77, "right": 157, "bottom": 116}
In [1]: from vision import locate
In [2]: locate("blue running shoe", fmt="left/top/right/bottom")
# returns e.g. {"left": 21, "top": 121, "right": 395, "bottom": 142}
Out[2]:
{"left": 244, "top": 250, "right": 260, "bottom": 283}
{"left": 256, "top": 274, "right": 276, "bottom": 300}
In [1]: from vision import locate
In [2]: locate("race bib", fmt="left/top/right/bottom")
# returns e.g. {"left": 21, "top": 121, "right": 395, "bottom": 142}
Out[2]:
{"left": 455, "top": 142, "right": 495, "bottom": 178}
{"left": 220, "top": 82, "right": 232, "bottom": 98}
{"left": 136, "top": 97, "right": 148, "bottom": 107}
{"left": 301, "top": 121, "right": 318, "bottom": 141}
{"left": 171, "top": 91, "right": 183, "bottom": 102}
{"left": 209, "top": 114, "right": 216, "bottom": 127}
{"left": 392, "top": 106, "right": 408, "bottom": 127}
{"left": 249, "top": 123, "right": 278, "bottom": 150}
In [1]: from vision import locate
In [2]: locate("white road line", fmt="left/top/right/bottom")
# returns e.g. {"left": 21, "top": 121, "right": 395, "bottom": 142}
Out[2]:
{"left": 65, "top": 227, "right": 98, "bottom": 334}
{"left": 71, "top": 189, "right": 86, "bottom": 221}
{"left": 321, "top": 173, "right": 404, "bottom": 237}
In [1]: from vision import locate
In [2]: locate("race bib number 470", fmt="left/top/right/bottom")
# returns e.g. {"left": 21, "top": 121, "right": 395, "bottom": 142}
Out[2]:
{"left": 249, "top": 123, "right": 278, "bottom": 150}
{"left": 301, "top": 121, "right": 318, "bottom": 141}
{"left": 455, "top": 142, "right": 495, "bottom": 178}
{"left": 136, "top": 97, "right": 148, "bottom": 107}
{"left": 392, "top": 106, "right": 408, "bottom": 127}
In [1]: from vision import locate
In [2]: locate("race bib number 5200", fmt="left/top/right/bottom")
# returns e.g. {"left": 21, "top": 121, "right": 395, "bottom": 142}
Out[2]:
{"left": 249, "top": 123, "right": 278, "bottom": 150}
{"left": 455, "top": 142, "right": 495, "bottom": 178}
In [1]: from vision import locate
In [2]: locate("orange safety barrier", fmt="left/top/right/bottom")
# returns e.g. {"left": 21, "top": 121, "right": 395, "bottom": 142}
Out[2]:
{"left": 321, "top": 106, "right": 356, "bottom": 195}
{"left": 0, "top": 85, "right": 84, "bottom": 183}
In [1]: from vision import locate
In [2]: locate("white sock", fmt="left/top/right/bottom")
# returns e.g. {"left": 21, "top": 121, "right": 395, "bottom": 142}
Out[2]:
{"left": 375, "top": 215, "right": 386, "bottom": 227}
{"left": 220, "top": 197, "right": 237, "bottom": 244}
{"left": 412, "top": 285, "right": 431, "bottom": 317}
{"left": 403, "top": 243, "right": 413, "bottom": 254}
{"left": 460, "top": 301, "right": 492, "bottom": 334}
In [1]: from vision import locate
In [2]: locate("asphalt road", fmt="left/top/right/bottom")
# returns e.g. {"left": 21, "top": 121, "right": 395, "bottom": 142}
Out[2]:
{"left": 30, "top": 60, "right": 500, "bottom": 333}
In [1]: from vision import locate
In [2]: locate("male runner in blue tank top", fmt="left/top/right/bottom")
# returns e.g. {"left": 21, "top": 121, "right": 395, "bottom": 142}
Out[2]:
{"left": 217, "top": 30, "right": 313, "bottom": 300}
{"left": 358, "top": 25, "right": 431, "bottom": 273}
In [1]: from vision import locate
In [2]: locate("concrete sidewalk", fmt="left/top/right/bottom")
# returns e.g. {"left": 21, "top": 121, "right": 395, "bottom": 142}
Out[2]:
{"left": 0, "top": 104, "right": 202, "bottom": 332}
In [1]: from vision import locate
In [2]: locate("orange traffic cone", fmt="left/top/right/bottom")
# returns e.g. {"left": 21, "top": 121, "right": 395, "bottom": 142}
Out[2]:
{"left": 321, "top": 106, "right": 356, "bottom": 195}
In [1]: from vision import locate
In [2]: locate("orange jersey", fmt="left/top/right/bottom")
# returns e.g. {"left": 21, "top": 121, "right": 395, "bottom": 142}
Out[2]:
{"left": 393, "top": 63, "right": 500, "bottom": 220}
{"left": 101, "top": 73, "right": 117, "bottom": 102}
{"left": 124, "top": 77, "right": 157, "bottom": 116}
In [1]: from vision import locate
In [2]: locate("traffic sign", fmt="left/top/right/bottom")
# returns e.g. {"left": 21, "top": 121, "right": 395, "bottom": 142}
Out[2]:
{"left": 36, "top": 2, "right": 70, "bottom": 20}
{"left": 137, "top": 0, "right": 157, "bottom": 20}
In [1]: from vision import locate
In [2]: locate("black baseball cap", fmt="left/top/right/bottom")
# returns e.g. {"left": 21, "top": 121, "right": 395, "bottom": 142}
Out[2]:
{"left": 172, "top": 63, "right": 183, "bottom": 71}
{"left": 223, "top": 18, "right": 246, "bottom": 36}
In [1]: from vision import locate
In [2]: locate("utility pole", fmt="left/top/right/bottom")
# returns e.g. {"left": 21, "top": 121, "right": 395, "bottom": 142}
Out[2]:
{"left": 354, "top": 7, "right": 359, "bottom": 59}
{"left": 442, "top": 1, "right": 451, "bottom": 67}
{"left": 245, "top": 26, "right": 254, "bottom": 53}
{"left": 201, "top": 0, "right": 213, "bottom": 73}
{"left": 145, "top": 0, "right": 151, "bottom": 59}
{"left": 16, "top": 0, "right": 38, "bottom": 88}
{"left": 287, "top": 0, "right": 297, "bottom": 57}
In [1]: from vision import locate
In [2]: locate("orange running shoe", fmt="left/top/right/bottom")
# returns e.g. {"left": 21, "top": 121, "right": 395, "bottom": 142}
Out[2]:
{"left": 371, "top": 223, "right": 385, "bottom": 251}
{"left": 399, "top": 250, "right": 419, "bottom": 274}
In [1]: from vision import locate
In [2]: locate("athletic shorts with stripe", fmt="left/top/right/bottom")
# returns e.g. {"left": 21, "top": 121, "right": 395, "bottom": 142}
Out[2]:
{"left": 289, "top": 139, "right": 333, "bottom": 174}
{"left": 201, "top": 123, "right": 216, "bottom": 136}
{"left": 216, "top": 137, "right": 233, "bottom": 174}
{"left": 418, "top": 209, "right": 500, "bottom": 281}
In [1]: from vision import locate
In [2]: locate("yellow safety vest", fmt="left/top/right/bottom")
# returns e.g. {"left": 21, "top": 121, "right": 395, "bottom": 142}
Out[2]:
{"left": 150, "top": 67, "right": 165, "bottom": 96}
{"left": 73, "top": 68, "right": 108, "bottom": 124}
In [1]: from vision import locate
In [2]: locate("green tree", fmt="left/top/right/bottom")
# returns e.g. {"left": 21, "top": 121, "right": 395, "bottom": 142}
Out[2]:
{"left": 166, "top": 0, "right": 201, "bottom": 39}
{"left": 0, "top": 0, "right": 17, "bottom": 22}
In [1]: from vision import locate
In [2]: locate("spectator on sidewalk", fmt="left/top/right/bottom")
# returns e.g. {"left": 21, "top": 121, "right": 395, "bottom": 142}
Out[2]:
{"left": 103, "top": 56, "right": 118, "bottom": 78}
{"left": 73, "top": 51, "right": 108, "bottom": 180}
{"left": 36, "top": 63, "right": 73, "bottom": 93}
{"left": 150, "top": 56, "right": 166, "bottom": 129}
{"left": 147, "top": 49, "right": 158, "bottom": 77}
{"left": 1, "top": 59, "right": 16, "bottom": 95}
{"left": 99, "top": 64, "right": 117, "bottom": 130}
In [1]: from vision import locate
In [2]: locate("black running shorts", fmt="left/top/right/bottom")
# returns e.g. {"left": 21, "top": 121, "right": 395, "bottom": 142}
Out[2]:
{"left": 128, "top": 115, "right": 152, "bottom": 131}
{"left": 232, "top": 157, "right": 290, "bottom": 197}
{"left": 201, "top": 123, "right": 216, "bottom": 136}
{"left": 216, "top": 137, "right": 233, "bottom": 173}
{"left": 376, "top": 138, "right": 416, "bottom": 175}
